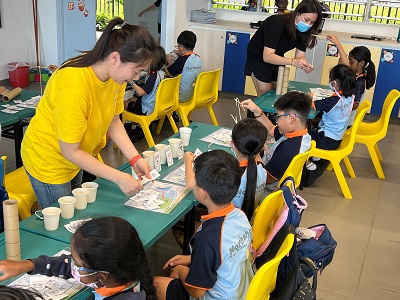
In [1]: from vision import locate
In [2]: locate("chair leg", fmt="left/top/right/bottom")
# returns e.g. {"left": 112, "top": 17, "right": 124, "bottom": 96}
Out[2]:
{"left": 208, "top": 107, "right": 219, "bottom": 126}
{"left": 374, "top": 143, "right": 383, "bottom": 161}
{"left": 156, "top": 116, "right": 166, "bottom": 135}
{"left": 331, "top": 161, "right": 352, "bottom": 199}
{"left": 343, "top": 156, "right": 356, "bottom": 178}
{"left": 167, "top": 114, "right": 179, "bottom": 133}
{"left": 180, "top": 113, "right": 190, "bottom": 127}
{"left": 142, "top": 126, "right": 155, "bottom": 148}
{"left": 326, "top": 162, "right": 333, "bottom": 171}
{"left": 367, "top": 143, "right": 386, "bottom": 179}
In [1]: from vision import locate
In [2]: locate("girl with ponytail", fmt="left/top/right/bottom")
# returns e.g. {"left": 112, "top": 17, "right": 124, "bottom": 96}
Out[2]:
{"left": 231, "top": 118, "right": 268, "bottom": 221}
{"left": 0, "top": 217, "right": 156, "bottom": 300}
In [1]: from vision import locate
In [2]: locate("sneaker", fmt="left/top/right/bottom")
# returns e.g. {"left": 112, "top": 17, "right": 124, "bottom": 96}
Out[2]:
{"left": 303, "top": 165, "right": 326, "bottom": 187}
{"left": 128, "top": 127, "right": 145, "bottom": 143}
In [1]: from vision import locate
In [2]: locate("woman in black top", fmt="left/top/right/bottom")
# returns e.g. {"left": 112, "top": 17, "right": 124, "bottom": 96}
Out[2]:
{"left": 244, "top": 0, "right": 322, "bottom": 95}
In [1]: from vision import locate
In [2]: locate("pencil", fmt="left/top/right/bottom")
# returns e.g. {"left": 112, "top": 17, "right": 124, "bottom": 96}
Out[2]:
{"left": 311, "top": 34, "right": 326, "bottom": 39}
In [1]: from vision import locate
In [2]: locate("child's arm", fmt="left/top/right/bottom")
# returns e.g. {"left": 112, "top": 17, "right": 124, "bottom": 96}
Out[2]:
{"left": 326, "top": 34, "right": 349, "bottom": 66}
{"left": 184, "top": 152, "right": 196, "bottom": 189}
{"left": 0, "top": 259, "right": 34, "bottom": 281}
{"left": 241, "top": 99, "right": 275, "bottom": 136}
{"left": 170, "top": 266, "right": 207, "bottom": 298}
{"left": 131, "top": 82, "right": 146, "bottom": 97}
{"left": 139, "top": 4, "right": 156, "bottom": 17}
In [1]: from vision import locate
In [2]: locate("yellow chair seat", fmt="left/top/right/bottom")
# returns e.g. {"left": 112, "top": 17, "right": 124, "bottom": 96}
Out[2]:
{"left": 355, "top": 90, "right": 400, "bottom": 179}
{"left": 3, "top": 161, "right": 38, "bottom": 220}
{"left": 278, "top": 140, "right": 316, "bottom": 188}
{"left": 308, "top": 101, "right": 371, "bottom": 199}
{"left": 176, "top": 69, "right": 221, "bottom": 127}
{"left": 121, "top": 75, "right": 181, "bottom": 148}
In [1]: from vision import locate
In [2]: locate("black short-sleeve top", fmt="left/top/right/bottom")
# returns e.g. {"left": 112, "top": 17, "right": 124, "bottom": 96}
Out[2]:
{"left": 247, "top": 14, "right": 307, "bottom": 64}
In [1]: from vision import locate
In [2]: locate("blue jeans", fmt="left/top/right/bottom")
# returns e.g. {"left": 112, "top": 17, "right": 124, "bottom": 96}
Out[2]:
{"left": 26, "top": 169, "right": 83, "bottom": 209}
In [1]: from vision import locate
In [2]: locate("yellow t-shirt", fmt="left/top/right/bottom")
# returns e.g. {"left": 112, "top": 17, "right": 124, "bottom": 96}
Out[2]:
{"left": 21, "top": 66, "right": 125, "bottom": 184}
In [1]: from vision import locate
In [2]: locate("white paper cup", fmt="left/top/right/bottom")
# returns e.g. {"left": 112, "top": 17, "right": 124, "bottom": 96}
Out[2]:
{"left": 58, "top": 196, "right": 76, "bottom": 219}
{"left": 72, "top": 188, "right": 89, "bottom": 210}
{"left": 81, "top": 182, "right": 99, "bottom": 203}
{"left": 169, "top": 138, "right": 181, "bottom": 158}
{"left": 179, "top": 127, "right": 192, "bottom": 146}
{"left": 35, "top": 207, "right": 61, "bottom": 231}
{"left": 142, "top": 151, "right": 155, "bottom": 169}
{"left": 154, "top": 144, "right": 167, "bottom": 164}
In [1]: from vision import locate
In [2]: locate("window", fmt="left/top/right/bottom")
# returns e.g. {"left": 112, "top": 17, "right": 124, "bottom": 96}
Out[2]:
{"left": 211, "top": 0, "right": 400, "bottom": 25}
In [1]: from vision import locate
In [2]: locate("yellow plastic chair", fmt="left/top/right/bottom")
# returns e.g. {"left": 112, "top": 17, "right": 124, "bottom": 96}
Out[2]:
{"left": 175, "top": 69, "right": 221, "bottom": 127}
{"left": 278, "top": 140, "right": 316, "bottom": 188}
{"left": 355, "top": 90, "right": 400, "bottom": 179}
{"left": 252, "top": 189, "right": 286, "bottom": 255}
{"left": 246, "top": 233, "right": 294, "bottom": 300}
{"left": 1, "top": 156, "right": 38, "bottom": 220}
{"left": 308, "top": 100, "right": 371, "bottom": 199}
{"left": 121, "top": 75, "right": 181, "bottom": 148}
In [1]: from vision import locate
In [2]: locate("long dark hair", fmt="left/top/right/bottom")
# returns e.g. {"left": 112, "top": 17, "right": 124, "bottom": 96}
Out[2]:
{"left": 72, "top": 217, "right": 157, "bottom": 300}
{"left": 349, "top": 46, "right": 376, "bottom": 89}
{"left": 149, "top": 46, "right": 167, "bottom": 73}
{"left": 283, "top": 0, "right": 322, "bottom": 49}
{"left": 0, "top": 286, "right": 44, "bottom": 300}
{"left": 329, "top": 64, "right": 356, "bottom": 98}
{"left": 232, "top": 119, "right": 267, "bottom": 220}
{"left": 60, "top": 18, "right": 156, "bottom": 69}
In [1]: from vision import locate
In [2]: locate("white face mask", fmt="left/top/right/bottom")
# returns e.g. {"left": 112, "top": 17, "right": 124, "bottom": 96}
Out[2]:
{"left": 71, "top": 258, "right": 108, "bottom": 289}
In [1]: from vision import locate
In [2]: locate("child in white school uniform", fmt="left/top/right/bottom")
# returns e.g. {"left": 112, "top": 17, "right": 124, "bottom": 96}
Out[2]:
{"left": 304, "top": 64, "right": 356, "bottom": 187}
{"left": 326, "top": 34, "right": 376, "bottom": 126}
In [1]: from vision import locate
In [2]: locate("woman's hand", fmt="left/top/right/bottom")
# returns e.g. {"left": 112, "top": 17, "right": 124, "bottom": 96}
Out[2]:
{"left": 132, "top": 157, "right": 152, "bottom": 179}
{"left": 115, "top": 171, "right": 144, "bottom": 196}
{"left": 241, "top": 99, "right": 263, "bottom": 116}
{"left": 0, "top": 260, "right": 34, "bottom": 282}
{"left": 292, "top": 58, "right": 314, "bottom": 73}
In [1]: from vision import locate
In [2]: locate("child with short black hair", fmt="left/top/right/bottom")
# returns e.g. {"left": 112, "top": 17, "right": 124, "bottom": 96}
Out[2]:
{"left": 165, "top": 30, "right": 202, "bottom": 103}
{"left": 154, "top": 150, "right": 253, "bottom": 300}
{"left": 0, "top": 217, "right": 157, "bottom": 300}
{"left": 304, "top": 64, "right": 356, "bottom": 186}
{"left": 241, "top": 91, "right": 312, "bottom": 188}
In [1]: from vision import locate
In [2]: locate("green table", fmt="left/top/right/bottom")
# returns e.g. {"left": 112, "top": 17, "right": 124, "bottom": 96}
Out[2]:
{"left": 0, "top": 230, "right": 92, "bottom": 299}
{"left": 253, "top": 81, "right": 328, "bottom": 120}
{"left": 0, "top": 89, "right": 39, "bottom": 167}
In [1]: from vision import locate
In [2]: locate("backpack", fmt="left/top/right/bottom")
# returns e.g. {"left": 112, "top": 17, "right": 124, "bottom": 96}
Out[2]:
{"left": 296, "top": 224, "right": 337, "bottom": 276}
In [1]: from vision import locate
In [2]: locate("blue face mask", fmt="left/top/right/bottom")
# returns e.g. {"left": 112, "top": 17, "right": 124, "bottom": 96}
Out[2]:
{"left": 295, "top": 19, "right": 312, "bottom": 33}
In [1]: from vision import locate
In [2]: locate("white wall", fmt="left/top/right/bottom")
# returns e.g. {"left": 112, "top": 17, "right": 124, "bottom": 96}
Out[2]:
{"left": 0, "top": 0, "right": 64, "bottom": 81}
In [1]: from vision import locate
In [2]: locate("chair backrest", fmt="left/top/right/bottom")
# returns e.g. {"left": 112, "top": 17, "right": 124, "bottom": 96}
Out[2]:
{"left": 340, "top": 100, "right": 371, "bottom": 152}
{"left": 191, "top": 69, "right": 221, "bottom": 109}
{"left": 246, "top": 233, "right": 294, "bottom": 300}
{"left": 0, "top": 156, "right": 6, "bottom": 185}
{"left": 152, "top": 74, "right": 182, "bottom": 119}
{"left": 373, "top": 89, "right": 400, "bottom": 137}
{"left": 252, "top": 189, "right": 286, "bottom": 251}
{"left": 278, "top": 140, "right": 316, "bottom": 188}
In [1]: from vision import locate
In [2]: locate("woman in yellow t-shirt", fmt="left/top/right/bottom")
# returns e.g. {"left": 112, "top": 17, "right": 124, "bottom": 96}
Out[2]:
{"left": 21, "top": 18, "right": 157, "bottom": 208}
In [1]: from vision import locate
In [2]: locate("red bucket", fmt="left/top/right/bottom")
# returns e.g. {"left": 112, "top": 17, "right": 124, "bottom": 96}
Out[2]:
{"left": 7, "top": 62, "right": 30, "bottom": 88}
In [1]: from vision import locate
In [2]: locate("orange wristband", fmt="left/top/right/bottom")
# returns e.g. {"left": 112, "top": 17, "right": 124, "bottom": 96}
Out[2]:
{"left": 129, "top": 154, "right": 142, "bottom": 167}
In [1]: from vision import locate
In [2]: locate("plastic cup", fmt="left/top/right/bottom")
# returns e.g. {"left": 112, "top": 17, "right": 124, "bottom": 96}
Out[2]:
{"left": 35, "top": 207, "right": 61, "bottom": 231}
{"left": 142, "top": 151, "right": 155, "bottom": 169}
{"left": 72, "top": 188, "right": 89, "bottom": 210}
{"left": 179, "top": 127, "right": 192, "bottom": 146}
{"left": 168, "top": 138, "right": 181, "bottom": 158}
{"left": 81, "top": 182, "right": 99, "bottom": 203}
{"left": 58, "top": 196, "right": 76, "bottom": 219}
{"left": 154, "top": 144, "right": 167, "bottom": 165}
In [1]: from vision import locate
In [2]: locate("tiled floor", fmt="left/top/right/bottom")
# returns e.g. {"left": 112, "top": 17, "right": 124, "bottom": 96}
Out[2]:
{"left": 2, "top": 81, "right": 400, "bottom": 299}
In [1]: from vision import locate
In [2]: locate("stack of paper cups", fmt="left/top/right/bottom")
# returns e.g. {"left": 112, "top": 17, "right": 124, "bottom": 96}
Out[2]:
{"left": 276, "top": 66, "right": 285, "bottom": 95}
{"left": 282, "top": 67, "right": 290, "bottom": 94}
{"left": 3, "top": 200, "right": 21, "bottom": 261}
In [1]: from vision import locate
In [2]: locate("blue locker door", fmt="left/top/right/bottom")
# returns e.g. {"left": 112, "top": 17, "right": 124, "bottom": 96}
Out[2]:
{"left": 371, "top": 49, "right": 400, "bottom": 116}
{"left": 222, "top": 32, "right": 250, "bottom": 94}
